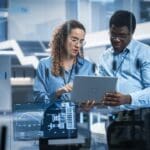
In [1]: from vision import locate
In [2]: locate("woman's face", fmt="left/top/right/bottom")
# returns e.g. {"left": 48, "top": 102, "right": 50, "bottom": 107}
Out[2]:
{"left": 65, "top": 28, "right": 85, "bottom": 58}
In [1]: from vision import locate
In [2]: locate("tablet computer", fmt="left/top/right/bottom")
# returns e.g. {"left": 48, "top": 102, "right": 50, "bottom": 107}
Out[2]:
{"left": 71, "top": 76, "right": 118, "bottom": 103}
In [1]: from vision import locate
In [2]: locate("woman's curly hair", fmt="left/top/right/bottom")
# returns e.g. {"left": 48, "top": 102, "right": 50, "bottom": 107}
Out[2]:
{"left": 50, "top": 20, "right": 86, "bottom": 76}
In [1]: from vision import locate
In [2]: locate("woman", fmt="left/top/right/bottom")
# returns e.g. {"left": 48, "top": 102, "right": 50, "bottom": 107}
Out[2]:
{"left": 33, "top": 20, "right": 95, "bottom": 105}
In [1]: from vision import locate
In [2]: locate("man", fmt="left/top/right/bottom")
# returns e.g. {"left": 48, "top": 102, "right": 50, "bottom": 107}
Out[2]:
{"left": 99, "top": 10, "right": 150, "bottom": 108}
{"left": 98, "top": 10, "right": 150, "bottom": 149}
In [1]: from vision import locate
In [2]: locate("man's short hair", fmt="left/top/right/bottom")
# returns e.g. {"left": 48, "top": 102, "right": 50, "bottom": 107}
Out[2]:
{"left": 109, "top": 10, "right": 136, "bottom": 33}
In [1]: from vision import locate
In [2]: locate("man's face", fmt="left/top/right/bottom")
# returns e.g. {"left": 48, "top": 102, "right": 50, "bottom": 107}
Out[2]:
{"left": 110, "top": 25, "right": 132, "bottom": 53}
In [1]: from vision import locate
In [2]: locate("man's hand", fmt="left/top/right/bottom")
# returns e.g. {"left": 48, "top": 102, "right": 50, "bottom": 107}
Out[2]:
{"left": 55, "top": 83, "right": 73, "bottom": 98}
{"left": 102, "top": 92, "right": 131, "bottom": 106}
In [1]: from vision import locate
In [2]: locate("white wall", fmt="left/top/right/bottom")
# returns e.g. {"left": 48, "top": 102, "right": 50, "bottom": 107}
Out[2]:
{"left": 84, "top": 22, "right": 150, "bottom": 64}
{"left": 8, "top": 0, "right": 66, "bottom": 41}
{"left": 78, "top": 0, "right": 92, "bottom": 32}
{"left": 7, "top": 0, "right": 141, "bottom": 41}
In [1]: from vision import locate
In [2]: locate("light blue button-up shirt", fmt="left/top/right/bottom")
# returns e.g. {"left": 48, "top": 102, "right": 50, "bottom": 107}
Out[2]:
{"left": 33, "top": 56, "right": 94, "bottom": 104}
{"left": 99, "top": 39, "right": 150, "bottom": 109}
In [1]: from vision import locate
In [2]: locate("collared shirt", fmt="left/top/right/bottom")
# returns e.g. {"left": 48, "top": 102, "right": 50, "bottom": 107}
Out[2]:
{"left": 33, "top": 56, "right": 94, "bottom": 104}
{"left": 99, "top": 39, "right": 150, "bottom": 109}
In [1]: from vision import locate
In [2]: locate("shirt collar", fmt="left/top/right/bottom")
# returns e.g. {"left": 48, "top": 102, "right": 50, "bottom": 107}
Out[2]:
{"left": 111, "top": 39, "right": 135, "bottom": 54}
{"left": 126, "top": 39, "right": 136, "bottom": 52}
{"left": 76, "top": 56, "right": 84, "bottom": 65}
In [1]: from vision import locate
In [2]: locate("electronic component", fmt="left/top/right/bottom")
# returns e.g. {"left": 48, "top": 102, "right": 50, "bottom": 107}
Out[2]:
{"left": 42, "top": 102, "right": 77, "bottom": 139}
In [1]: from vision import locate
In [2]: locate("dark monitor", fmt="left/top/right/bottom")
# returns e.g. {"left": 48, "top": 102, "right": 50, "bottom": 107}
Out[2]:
{"left": 0, "top": 126, "right": 7, "bottom": 150}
